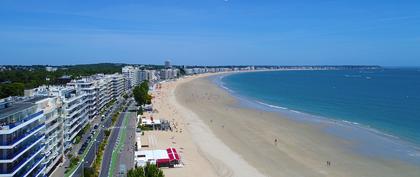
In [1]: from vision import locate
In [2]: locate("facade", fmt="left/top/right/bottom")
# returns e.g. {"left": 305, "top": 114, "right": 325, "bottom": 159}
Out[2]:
{"left": 96, "top": 76, "right": 112, "bottom": 111}
{"left": 37, "top": 97, "right": 64, "bottom": 176}
{"left": 159, "top": 69, "right": 179, "bottom": 80}
{"left": 122, "top": 66, "right": 138, "bottom": 89}
{"left": 108, "top": 74, "right": 125, "bottom": 98}
{"left": 55, "top": 87, "right": 89, "bottom": 151}
{"left": 0, "top": 97, "right": 48, "bottom": 177}
{"left": 67, "top": 79, "right": 98, "bottom": 120}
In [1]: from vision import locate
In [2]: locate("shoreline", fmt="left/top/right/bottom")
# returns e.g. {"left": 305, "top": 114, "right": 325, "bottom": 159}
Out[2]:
{"left": 172, "top": 73, "right": 420, "bottom": 177}
{"left": 211, "top": 73, "right": 420, "bottom": 165}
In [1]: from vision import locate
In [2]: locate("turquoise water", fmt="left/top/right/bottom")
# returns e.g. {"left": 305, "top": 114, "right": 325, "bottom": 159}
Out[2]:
{"left": 221, "top": 69, "right": 420, "bottom": 147}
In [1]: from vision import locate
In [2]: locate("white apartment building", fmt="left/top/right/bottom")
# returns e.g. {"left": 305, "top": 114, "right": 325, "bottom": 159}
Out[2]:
{"left": 108, "top": 74, "right": 125, "bottom": 99}
{"left": 0, "top": 96, "right": 49, "bottom": 177}
{"left": 160, "top": 69, "right": 179, "bottom": 80}
{"left": 122, "top": 66, "right": 139, "bottom": 89}
{"left": 123, "top": 66, "right": 160, "bottom": 88}
{"left": 96, "top": 76, "right": 112, "bottom": 111}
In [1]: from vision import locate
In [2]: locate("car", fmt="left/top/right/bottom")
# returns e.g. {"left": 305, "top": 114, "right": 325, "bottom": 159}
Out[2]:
{"left": 94, "top": 124, "right": 99, "bottom": 129}
{"left": 78, "top": 146, "right": 86, "bottom": 154}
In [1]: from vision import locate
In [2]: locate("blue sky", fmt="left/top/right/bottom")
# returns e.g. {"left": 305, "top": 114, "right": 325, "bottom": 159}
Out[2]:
{"left": 1, "top": 0, "right": 419, "bottom": 66}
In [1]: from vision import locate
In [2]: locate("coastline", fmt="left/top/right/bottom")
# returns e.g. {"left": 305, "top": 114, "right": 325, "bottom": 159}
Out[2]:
{"left": 171, "top": 73, "right": 420, "bottom": 177}
{"left": 214, "top": 72, "right": 420, "bottom": 165}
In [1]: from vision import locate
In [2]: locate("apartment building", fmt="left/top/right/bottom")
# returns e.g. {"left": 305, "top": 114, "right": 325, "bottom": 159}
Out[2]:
{"left": 0, "top": 97, "right": 48, "bottom": 177}
{"left": 122, "top": 66, "right": 138, "bottom": 89}
{"left": 159, "top": 69, "right": 179, "bottom": 80}
{"left": 67, "top": 79, "right": 98, "bottom": 120}
{"left": 108, "top": 74, "right": 125, "bottom": 98}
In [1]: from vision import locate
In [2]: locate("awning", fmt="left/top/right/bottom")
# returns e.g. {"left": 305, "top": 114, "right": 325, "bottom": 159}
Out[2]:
{"left": 166, "top": 148, "right": 180, "bottom": 161}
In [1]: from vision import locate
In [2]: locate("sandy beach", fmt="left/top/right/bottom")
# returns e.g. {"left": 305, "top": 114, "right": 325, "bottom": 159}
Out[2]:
{"left": 148, "top": 73, "right": 420, "bottom": 177}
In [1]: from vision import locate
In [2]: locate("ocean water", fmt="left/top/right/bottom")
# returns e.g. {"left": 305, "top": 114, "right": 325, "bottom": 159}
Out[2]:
{"left": 219, "top": 68, "right": 420, "bottom": 163}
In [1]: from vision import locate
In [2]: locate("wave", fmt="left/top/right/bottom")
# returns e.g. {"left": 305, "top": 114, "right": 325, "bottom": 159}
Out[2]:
{"left": 256, "top": 101, "right": 288, "bottom": 110}
{"left": 342, "top": 120, "right": 360, "bottom": 125}
{"left": 220, "top": 84, "right": 234, "bottom": 93}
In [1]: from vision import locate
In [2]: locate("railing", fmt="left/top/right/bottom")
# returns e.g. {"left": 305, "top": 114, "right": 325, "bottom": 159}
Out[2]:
{"left": 0, "top": 111, "right": 43, "bottom": 130}
{"left": 0, "top": 124, "right": 45, "bottom": 146}
{"left": 0, "top": 135, "right": 44, "bottom": 160}
{"left": 0, "top": 145, "right": 44, "bottom": 174}
{"left": 29, "top": 164, "right": 46, "bottom": 177}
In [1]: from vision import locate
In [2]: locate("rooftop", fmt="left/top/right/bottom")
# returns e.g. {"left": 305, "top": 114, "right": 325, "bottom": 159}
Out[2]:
{"left": 0, "top": 102, "right": 34, "bottom": 119}
{"left": 0, "top": 96, "right": 50, "bottom": 119}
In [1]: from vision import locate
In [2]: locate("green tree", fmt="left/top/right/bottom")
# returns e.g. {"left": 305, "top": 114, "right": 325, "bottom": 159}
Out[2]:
{"left": 144, "top": 164, "right": 164, "bottom": 177}
{"left": 0, "top": 82, "right": 24, "bottom": 98}
{"left": 133, "top": 81, "right": 152, "bottom": 106}
{"left": 127, "top": 167, "right": 145, "bottom": 177}
{"left": 127, "top": 164, "right": 164, "bottom": 177}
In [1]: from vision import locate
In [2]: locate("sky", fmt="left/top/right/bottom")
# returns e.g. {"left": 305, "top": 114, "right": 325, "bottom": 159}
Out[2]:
{"left": 0, "top": 0, "right": 420, "bottom": 66}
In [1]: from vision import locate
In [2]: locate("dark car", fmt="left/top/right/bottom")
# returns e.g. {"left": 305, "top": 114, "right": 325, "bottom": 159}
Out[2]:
{"left": 78, "top": 146, "right": 85, "bottom": 155}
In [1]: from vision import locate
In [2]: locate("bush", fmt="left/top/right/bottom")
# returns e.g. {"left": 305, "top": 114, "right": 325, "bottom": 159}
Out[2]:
{"left": 68, "top": 156, "right": 80, "bottom": 170}
{"left": 74, "top": 136, "right": 81, "bottom": 144}
{"left": 104, "top": 129, "right": 111, "bottom": 137}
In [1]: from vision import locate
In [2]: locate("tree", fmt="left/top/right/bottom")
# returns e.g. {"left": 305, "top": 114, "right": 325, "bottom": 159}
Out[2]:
{"left": 127, "top": 164, "right": 164, "bottom": 177}
{"left": 0, "top": 82, "right": 24, "bottom": 98}
{"left": 144, "top": 164, "right": 164, "bottom": 177}
{"left": 127, "top": 167, "right": 145, "bottom": 177}
{"left": 133, "top": 81, "right": 152, "bottom": 106}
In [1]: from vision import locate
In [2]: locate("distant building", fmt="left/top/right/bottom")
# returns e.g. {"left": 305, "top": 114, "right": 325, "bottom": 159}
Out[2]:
{"left": 164, "top": 60, "right": 171, "bottom": 69}
{"left": 45, "top": 67, "right": 58, "bottom": 72}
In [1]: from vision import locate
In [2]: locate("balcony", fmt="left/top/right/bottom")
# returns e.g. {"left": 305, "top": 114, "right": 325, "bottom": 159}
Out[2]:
{"left": 0, "top": 145, "right": 44, "bottom": 175}
{"left": 28, "top": 164, "right": 46, "bottom": 177}
{"left": 0, "top": 124, "right": 45, "bottom": 147}
{"left": 0, "top": 135, "right": 44, "bottom": 161}
{"left": 66, "top": 103, "right": 89, "bottom": 121}
{"left": 45, "top": 120, "right": 60, "bottom": 135}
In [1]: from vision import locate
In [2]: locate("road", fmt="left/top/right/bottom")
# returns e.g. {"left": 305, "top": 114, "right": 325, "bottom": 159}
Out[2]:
{"left": 110, "top": 104, "right": 137, "bottom": 176}
{"left": 99, "top": 100, "right": 133, "bottom": 177}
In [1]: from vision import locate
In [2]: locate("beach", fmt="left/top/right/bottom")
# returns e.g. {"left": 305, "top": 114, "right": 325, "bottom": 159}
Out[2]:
{"left": 151, "top": 73, "right": 420, "bottom": 177}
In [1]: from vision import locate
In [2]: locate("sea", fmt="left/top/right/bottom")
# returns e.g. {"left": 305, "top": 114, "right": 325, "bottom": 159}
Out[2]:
{"left": 217, "top": 68, "right": 420, "bottom": 164}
